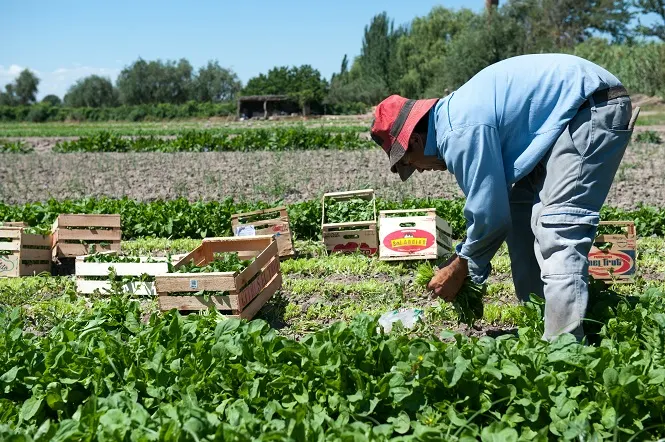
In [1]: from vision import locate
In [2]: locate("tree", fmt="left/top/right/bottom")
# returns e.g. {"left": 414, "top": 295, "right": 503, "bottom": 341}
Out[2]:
{"left": 357, "top": 12, "right": 406, "bottom": 93}
{"left": 192, "top": 61, "right": 242, "bottom": 102}
{"left": 242, "top": 65, "right": 328, "bottom": 111}
{"left": 0, "top": 84, "right": 17, "bottom": 106}
{"left": 41, "top": 94, "right": 62, "bottom": 106}
{"left": 64, "top": 75, "right": 118, "bottom": 107}
{"left": 14, "top": 69, "right": 40, "bottom": 105}
{"left": 634, "top": 0, "right": 665, "bottom": 40}
{"left": 116, "top": 58, "right": 193, "bottom": 105}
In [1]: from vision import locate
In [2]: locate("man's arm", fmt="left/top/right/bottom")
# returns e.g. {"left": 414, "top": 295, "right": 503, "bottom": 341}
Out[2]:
{"left": 443, "top": 124, "right": 511, "bottom": 284}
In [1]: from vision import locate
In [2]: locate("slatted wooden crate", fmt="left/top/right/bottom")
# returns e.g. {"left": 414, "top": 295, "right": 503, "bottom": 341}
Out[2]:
{"left": 75, "top": 252, "right": 170, "bottom": 296}
{"left": 0, "top": 226, "right": 52, "bottom": 277}
{"left": 51, "top": 214, "right": 122, "bottom": 259}
{"left": 155, "top": 235, "right": 282, "bottom": 319}
{"left": 321, "top": 189, "right": 378, "bottom": 256}
{"left": 589, "top": 221, "right": 637, "bottom": 283}
{"left": 231, "top": 206, "right": 295, "bottom": 258}
{"left": 378, "top": 209, "right": 454, "bottom": 261}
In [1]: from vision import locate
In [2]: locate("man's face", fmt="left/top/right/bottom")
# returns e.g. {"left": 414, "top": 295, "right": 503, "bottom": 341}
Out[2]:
{"left": 402, "top": 133, "right": 447, "bottom": 173}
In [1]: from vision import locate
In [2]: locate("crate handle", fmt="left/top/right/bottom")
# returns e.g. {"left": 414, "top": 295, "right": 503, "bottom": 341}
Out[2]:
{"left": 343, "top": 234, "right": 360, "bottom": 239}
{"left": 399, "top": 222, "right": 416, "bottom": 227}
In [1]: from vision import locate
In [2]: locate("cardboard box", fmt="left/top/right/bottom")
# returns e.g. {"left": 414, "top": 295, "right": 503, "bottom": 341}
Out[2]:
{"left": 321, "top": 189, "right": 378, "bottom": 256}
{"left": 231, "top": 206, "right": 295, "bottom": 258}
{"left": 378, "top": 209, "right": 454, "bottom": 261}
{"left": 588, "top": 221, "right": 637, "bottom": 282}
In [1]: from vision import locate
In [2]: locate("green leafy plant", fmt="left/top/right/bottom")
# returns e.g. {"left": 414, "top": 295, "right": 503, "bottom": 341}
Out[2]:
{"left": 0, "top": 140, "right": 33, "bottom": 154}
{"left": 635, "top": 130, "right": 663, "bottom": 144}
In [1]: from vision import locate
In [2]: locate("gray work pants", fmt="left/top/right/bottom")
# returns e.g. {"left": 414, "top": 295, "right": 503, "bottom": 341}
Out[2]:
{"left": 506, "top": 94, "right": 634, "bottom": 341}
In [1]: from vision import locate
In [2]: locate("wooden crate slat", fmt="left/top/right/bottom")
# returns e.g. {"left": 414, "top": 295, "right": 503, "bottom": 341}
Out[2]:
{"left": 0, "top": 228, "right": 22, "bottom": 239}
{"left": 237, "top": 256, "right": 280, "bottom": 309}
{"left": 202, "top": 235, "right": 274, "bottom": 253}
{"left": 235, "top": 240, "right": 278, "bottom": 288}
{"left": 20, "top": 263, "right": 51, "bottom": 276}
{"left": 0, "top": 241, "right": 21, "bottom": 252}
{"left": 20, "top": 248, "right": 51, "bottom": 261}
{"left": 56, "top": 229, "right": 122, "bottom": 242}
{"left": 75, "top": 261, "right": 169, "bottom": 277}
{"left": 55, "top": 243, "right": 120, "bottom": 258}
{"left": 55, "top": 214, "right": 121, "bottom": 228}
{"left": 21, "top": 234, "right": 51, "bottom": 247}
{"left": 158, "top": 294, "right": 238, "bottom": 311}
{"left": 238, "top": 272, "right": 282, "bottom": 320}
{"left": 231, "top": 206, "right": 287, "bottom": 221}
{"left": 155, "top": 273, "right": 237, "bottom": 293}
{"left": 77, "top": 280, "right": 157, "bottom": 296}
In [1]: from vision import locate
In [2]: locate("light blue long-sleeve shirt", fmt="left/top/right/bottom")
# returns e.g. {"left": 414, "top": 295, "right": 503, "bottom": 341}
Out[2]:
{"left": 424, "top": 54, "right": 623, "bottom": 283}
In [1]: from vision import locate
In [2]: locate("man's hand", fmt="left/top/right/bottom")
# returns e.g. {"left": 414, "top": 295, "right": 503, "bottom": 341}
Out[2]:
{"left": 427, "top": 255, "right": 469, "bottom": 302}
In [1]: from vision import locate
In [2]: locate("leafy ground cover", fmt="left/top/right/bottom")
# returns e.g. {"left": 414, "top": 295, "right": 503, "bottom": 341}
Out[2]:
{"left": 1, "top": 197, "right": 664, "bottom": 242}
{"left": 51, "top": 129, "right": 373, "bottom": 153}
{"left": 1, "top": 283, "right": 665, "bottom": 440}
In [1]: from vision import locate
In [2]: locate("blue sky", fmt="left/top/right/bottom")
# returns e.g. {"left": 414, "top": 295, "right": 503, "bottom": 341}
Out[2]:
{"left": 0, "top": 1, "right": 659, "bottom": 100}
{"left": 0, "top": 0, "right": 477, "bottom": 99}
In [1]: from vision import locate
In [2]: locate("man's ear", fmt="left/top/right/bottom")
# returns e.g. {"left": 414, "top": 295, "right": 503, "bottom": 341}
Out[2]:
{"left": 409, "top": 132, "right": 424, "bottom": 152}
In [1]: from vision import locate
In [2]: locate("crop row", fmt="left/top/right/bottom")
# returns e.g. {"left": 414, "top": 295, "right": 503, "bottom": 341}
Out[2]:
{"left": 2, "top": 197, "right": 663, "bottom": 240}
{"left": 47, "top": 128, "right": 372, "bottom": 152}
{"left": 1, "top": 285, "right": 665, "bottom": 439}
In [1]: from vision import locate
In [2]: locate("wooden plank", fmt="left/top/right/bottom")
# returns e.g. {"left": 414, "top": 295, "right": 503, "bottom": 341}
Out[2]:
{"left": 157, "top": 293, "right": 237, "bottom": 311}
{"left": 323, "top": 189, "right": 375, "bottom": 198}
{"left": 238, "top": 272, "right": 283, "bottom": 320}
{"left": 76, "top": 280, "right": 157, "bottom": 296}
{"left": 0, "top": 241, "right": 21, "bottom": 252}
{"left": 21, "top": 233, "right": 52, "bottom": 247}
{"left": 56, "top": 229, "right": 122, "bottom": 242}
{"left": 173, "top": 246, "right": 207, "bottom": 269}
{"left": 155, "top": 273, "right": 237, "bottom": 293}
{"left": 20, "top": 248, "right": 51, "bottom": 261}
{"left": 20, "top": 263, "right": 51, "bottom": 276}
{"left": 323, "top": 221, "right": 377, "bottom": 230}
{"left": 235, "top": 240, "right": 278, "bottom": 288}
{"left": 56, "top": 214, "right": 121, "bottom": 228}
{"left": 231, "top": 206, "right": 287, "bottom": 221}
{"left": 379, "top": 209, "right": 435, "bottom": 215}
{"left": 0, "top": 222, "right": 27, "bottom": 227}
{"left": 75, "top": 261, "right": 169, "bottom": 277}
{"left": 0, "top": 229, "right": 22, "bottom": 239}
{"left": 237, "top": 256, "right": 280, "bottom": 309}
{"left": 233, "top": 218, "right": 287, "bottom": 229}
{"left": 56, "top": 243, "right": 120, "bottom": 257}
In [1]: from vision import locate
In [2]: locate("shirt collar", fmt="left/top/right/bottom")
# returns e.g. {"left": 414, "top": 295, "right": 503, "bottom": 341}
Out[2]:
{"left": 423, "top": 101, "right": 439, "bottom": 157}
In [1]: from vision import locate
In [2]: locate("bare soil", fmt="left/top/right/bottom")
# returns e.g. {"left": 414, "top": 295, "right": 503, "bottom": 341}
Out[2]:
{"left": 1, "top": 139, "right": 664, "bottom": 209}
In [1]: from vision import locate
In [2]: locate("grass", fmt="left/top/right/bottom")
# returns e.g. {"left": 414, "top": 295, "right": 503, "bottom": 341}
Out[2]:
{"left": 0, "top": 120, "right": 369, "bottom": 137}
{"left": 1, "top": 236, "right": 662, "bottom": 338}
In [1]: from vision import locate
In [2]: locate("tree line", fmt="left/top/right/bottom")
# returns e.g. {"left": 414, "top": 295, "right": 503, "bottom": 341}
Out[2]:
{"left": 1, "top": 0, "right": 664, "bottom": 121}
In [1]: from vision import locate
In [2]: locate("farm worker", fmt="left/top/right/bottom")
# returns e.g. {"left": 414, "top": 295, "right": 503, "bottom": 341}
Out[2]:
{"left": 369, "top": 54, "right": 639, "bottom": 341}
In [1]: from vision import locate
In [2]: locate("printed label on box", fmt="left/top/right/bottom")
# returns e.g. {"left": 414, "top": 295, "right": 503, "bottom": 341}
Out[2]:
{"left": 189, "top": 279, "right": 199, "bottom": 289}
{"left": 236, "top": 225, "right": 256, "bottom": 237}
{"left": 383, "top": 229, "right": 435, "bottom": 253}
{"left": 588, "top": 249, "right": 636, "bottom": 278}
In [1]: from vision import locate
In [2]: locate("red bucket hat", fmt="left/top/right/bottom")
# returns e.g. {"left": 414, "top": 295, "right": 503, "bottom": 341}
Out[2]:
{"left": 370, "top": 95, "right": 438, "bottom": 181}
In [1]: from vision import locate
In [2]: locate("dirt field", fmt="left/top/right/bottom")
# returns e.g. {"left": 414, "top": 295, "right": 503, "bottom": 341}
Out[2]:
{"left": 1, "top": 139, "right": 664, "bottom": 208}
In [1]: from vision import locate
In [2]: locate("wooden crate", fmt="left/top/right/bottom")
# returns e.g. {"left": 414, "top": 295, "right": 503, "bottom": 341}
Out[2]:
{"left": 589, "top": 221, "right": 637, "bottom": 283}
{"left": 51, "top": 214, "right": 122, "bottom": 259}
{"left": 321, "top": 189, "right": 378, "bottom": 256}
{"left": 0, "top": 226, "right": 51, "bottom": 277}
{"left": 378, "top": 209, "right": 454, "bottom": 261}
{"left": 231, "top": 206, "right": 295, "bottom": 258}
{"left": 75, "top": 252, "right": 170, "bottom": 296}
{"left": 155, "top": 235, "right": 282, "bottom": 319}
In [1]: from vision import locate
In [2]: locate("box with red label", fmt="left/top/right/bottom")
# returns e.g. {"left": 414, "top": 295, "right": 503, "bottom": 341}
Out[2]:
{"left": 588, "top": 221, "right": 637, "bottom": 283}
{"left": 378, "top": 209, "right": 454, "bottom": 261}
{"left": 321, "top": 189, "right": 378, "bottom": 256}
{"left": 231, "top": 206, "right": 294, "bottom": 259}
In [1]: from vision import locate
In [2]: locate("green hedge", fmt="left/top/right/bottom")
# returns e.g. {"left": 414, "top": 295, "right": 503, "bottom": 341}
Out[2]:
{"left": 1, "top": 197, "right": 662, "bottom": 241}
{"left": 0, "top": 102, "right": 237, "bottom": 122}
{"left": 53, "top": 129, "right": 373, "bottom": 152}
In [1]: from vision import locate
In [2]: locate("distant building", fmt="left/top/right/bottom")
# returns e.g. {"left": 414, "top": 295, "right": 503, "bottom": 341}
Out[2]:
{"left": 236, "top": 95, "right": 305, "bottom": 119}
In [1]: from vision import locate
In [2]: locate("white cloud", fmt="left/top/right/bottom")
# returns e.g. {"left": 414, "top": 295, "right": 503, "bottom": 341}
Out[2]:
{"left": 0, "top": 64, "right": 121, "bottom": 100}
